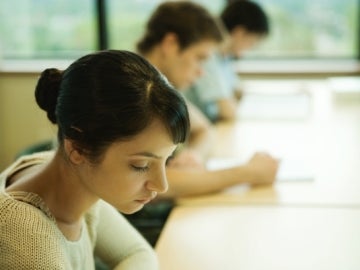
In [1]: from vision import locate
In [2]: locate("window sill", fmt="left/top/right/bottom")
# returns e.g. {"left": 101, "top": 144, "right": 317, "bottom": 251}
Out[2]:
{"left": 1, "top": 59, "right": 359, "bottom": 76}
{"left": 235, "top": 59, "right": 360, "bottom": 76}
{"left": 0, "top": 59, "right": 74, "bottom": 74}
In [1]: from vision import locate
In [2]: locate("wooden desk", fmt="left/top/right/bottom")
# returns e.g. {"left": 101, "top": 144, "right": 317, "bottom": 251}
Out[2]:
{"left": 178, "top": 79, "right": 360, "bottom": 207}
{"left": 156, "top": 205, "right": 360, "bottom": 270}
{"left": 157, "top": 79, "right": 360, "bottom": 269}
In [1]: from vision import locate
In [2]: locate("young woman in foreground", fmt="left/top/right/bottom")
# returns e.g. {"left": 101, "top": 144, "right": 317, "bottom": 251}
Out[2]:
{"left": 0, "top": 50, "right": 189, "bottom": 269}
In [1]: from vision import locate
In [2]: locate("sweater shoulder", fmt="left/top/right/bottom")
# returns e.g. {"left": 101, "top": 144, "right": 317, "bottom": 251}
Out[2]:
{"left": 0, "top": 192, "right": 58, "bottom": 234}
{"left": 0, "top": 193, "right": 69, "bottom": 269}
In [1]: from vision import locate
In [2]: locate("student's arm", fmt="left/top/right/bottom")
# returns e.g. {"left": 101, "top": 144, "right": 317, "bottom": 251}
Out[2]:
{"left": 163, "top": 152, "right": 278, "bottom": 198}
{"left": 189, "top": 53, "right": 239, "bottom": 122}
{"left": 216, "top": 98, "right": 238, "bottom": 121}
{"left": 167, "top": 100, "right": 215, "bottom": 169}
{"left": 186, "top": 100, "right": 215, "bottom": 157}
{"left": 94, "top": 201, "right": 158, "bottom": 270}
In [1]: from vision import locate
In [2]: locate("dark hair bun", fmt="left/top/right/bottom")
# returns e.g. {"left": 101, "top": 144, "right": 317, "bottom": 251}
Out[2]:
{"left": 35, "top": 68, "right": 62, "bottom": 124}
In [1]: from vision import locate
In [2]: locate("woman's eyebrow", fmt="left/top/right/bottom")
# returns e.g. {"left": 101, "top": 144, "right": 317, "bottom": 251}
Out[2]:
{"left": 130, "top": 152, "right": 161, "bottom": 159}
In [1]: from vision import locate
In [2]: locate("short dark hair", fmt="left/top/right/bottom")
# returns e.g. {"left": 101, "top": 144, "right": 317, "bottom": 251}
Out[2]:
{"left": 221, "top": 0, "right": 269, "bottom": 35}
{"left": 35, "top": 50, "right": 190, "bottom": 163}
{"left": 137, "top": 1, "right": 223, "bottom": 54}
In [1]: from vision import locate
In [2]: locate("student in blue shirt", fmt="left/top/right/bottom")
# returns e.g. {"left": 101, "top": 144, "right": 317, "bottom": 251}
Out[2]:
{"left": 185, "top": 0, "right": 270, "bottom": 122}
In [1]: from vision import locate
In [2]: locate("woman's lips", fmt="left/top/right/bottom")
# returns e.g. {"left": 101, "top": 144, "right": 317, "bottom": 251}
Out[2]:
{"left": 135, "top": 191, "right": 157, "bottom": 204}
{"left": 135, "top": 198, "right": 152, "bottom": 204}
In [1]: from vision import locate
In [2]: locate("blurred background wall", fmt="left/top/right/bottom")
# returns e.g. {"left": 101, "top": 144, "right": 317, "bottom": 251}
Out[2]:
{"left": 0, "top": 73, "right": 56, "bottom": 170}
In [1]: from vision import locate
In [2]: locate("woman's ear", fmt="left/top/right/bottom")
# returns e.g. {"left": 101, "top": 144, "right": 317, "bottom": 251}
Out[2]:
{"left": 64, "top": 139, "right": 85, "bottom": 165}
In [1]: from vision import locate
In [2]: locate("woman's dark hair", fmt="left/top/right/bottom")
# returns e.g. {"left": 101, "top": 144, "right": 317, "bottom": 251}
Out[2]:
{"left": 35, "top": 50, "right": 190, "bottom": 163}
{"left": 137, "top": 1, "right": 223, "bottom": 54}
{"left": 221, "top": 0, "right": 269, "bottom": 35}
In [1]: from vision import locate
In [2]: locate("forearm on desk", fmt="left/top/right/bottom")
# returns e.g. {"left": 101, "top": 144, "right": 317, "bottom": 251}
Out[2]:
{"left": 216, "top": 98, "right": 238, "bottom": 121}
{"left": 186, "top": 99, "right": 215, "bottom": 158}
{"left": 187, "top": 125, "right": 215, "bottom": 158}
{"left": 162, "top": 166, "right": 252, "bottom": 198}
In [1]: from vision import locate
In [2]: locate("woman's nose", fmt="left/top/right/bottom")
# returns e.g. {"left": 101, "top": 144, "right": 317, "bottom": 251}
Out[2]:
{"left": 146, "top": 166, "right": 168, "bottom": 193}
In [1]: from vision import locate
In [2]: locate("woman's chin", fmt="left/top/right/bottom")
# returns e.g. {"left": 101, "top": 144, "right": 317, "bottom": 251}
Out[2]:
{"left": 119, "top": 203, "right": 145, "bottom": 215}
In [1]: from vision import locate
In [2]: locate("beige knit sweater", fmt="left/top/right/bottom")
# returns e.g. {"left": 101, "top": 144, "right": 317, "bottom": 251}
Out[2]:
{"left": 0, "top": 152, "right": 158, "bottom": 270}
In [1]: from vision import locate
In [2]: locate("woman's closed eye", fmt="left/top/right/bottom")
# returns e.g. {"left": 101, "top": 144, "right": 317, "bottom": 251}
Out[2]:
{"left": 130, "top": 163, "right": 150, "bottom": 172}
{"left": 131, "top": 165, "right": 149, "bottom": 172}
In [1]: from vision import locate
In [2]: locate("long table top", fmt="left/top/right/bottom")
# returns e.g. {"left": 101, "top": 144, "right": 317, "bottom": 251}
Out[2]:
{"left": 156, "top": 205, "right": 360, "bottom": 270}
{"left": 156, "top": 78, "right": 360, "bottom": 270}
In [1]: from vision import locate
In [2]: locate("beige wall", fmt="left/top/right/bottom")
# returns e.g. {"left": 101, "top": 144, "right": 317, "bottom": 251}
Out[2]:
{"left": 0, "top": 72, "right": 56, "bottom": 170}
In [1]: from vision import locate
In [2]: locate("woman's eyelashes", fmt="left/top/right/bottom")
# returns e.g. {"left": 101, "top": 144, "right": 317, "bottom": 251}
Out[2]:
{"left": 130, "top": 155, "right": 172, "bottom": 172}
{"left": 130, "top": 163, "right": 150, "bottom": 172}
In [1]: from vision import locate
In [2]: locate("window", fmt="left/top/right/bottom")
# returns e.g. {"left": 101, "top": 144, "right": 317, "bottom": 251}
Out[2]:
{"left": 106, "top": 0, "right": 360, "bottom": 59}
{"left": 0, "top": 0, "right": 96, "bottom": 59}
{"left": 107, "top": 0, "right": 224, "bottom": 51}
{"left": 0, "top": 0, "right": 358, "bottom": 62}
{"left": 248, "top": 0, "right": 359, "bottom": 59}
